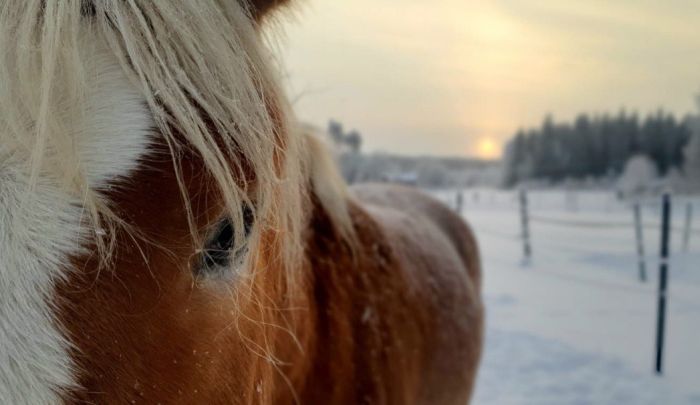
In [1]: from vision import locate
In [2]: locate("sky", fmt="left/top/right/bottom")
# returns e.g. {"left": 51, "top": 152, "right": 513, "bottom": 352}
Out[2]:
{"left": 277, "top": 0, "right": 700, "bottom": 159}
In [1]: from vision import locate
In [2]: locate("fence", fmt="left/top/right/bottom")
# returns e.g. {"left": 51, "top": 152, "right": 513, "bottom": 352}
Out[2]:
{"left": 443, "top": 188, "right": 699, "bottom": 376}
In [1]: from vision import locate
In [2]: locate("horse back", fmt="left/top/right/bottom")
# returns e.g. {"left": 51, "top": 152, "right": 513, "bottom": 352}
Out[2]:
{"left": 354, "top": 184, "right": 482, "bottom": 290}
{"left": 298, "top": 184, "right": 483, "bottom": 405}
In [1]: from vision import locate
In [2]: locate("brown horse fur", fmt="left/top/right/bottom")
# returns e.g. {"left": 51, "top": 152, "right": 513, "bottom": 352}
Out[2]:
{"left": 56, "top": 130, "right": 483, "bottom": 404}
{"left": 1, "top": 0, "right": 483, "bottom": 403}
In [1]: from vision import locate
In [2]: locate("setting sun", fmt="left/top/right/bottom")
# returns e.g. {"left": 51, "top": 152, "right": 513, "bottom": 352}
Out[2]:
{"left": 477, "top": 137, "right": 500, "bottom": 160}
{"left": 285, "top": 1, "right": 700, "bottom": 158}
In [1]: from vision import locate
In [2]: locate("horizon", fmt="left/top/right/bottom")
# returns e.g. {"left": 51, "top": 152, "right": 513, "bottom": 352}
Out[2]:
{"left": 280, "top": 0, "right": 700, "bottom": 159}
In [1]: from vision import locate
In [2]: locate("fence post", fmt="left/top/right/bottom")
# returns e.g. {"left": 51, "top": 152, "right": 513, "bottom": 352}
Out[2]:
{"left": 682, "top": 202, "right": 693, "bottom": 252}
{"left": 455, "top": 191, "right": 463, "bottom": 214}
{"left": 655, "top": 193, "right": 672, "bottom": 375}
{"left": 519, "top": 189, "right": 532, "bottom": 262}
{"left": 633, "top": 202, "right": 647, "bottom": 282}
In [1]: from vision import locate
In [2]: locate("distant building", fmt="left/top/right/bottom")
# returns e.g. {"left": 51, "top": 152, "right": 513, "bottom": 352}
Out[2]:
{"left": 388, "top": 172, "right": 418, "bottom": 186}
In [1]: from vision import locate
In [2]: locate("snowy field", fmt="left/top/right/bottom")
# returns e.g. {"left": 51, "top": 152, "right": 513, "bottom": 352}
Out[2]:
{"left": 431, "top": 189, "right": 700, "bottom": 405}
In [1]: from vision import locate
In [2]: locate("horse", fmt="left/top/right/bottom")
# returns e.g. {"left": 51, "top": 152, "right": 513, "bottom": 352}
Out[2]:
{"left": 0, "top": 1, "right": 483, "bottom": 404}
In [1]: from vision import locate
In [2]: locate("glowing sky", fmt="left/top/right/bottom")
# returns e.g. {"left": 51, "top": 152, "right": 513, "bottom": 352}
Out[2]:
{"left": 279, "top": 0, "right": 700, "bottom": 159}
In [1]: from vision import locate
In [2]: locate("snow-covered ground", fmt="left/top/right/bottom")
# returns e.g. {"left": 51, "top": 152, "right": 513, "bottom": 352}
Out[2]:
{"left": 432, "top": 189, "right": 700, "bottom": 405}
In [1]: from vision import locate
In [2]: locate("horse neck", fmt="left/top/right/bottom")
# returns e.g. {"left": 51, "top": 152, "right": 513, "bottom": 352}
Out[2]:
{"left": 276, "top": 196, "right": 422, "bottom": 404}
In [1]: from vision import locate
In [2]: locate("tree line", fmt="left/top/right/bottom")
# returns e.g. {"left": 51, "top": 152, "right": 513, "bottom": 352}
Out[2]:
{"left": 503, "top": 110, "right": 693, "bottom": 186}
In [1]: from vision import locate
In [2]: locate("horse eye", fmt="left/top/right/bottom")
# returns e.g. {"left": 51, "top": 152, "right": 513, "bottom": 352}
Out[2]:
{"left": 202, "top": 219, "right": 235, "bottom": 269}
{"left": 198, "top": 205, "right": 254, "bottom": 276}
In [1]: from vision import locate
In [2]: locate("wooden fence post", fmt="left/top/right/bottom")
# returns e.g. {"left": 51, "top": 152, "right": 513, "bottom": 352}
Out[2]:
{"left": 633, "top": 202, "right": 647, "bottom": 282}
{"left": 682, "top": 202, "right": 693, "bottom": 252}
{"left": 455, "top": 191, "right": 463, "bottom": 214}
{"left": 655, "top": 193, "right": 672, "bottom": 375}
{"left": 519, "top": 189, "right": 532, "bottom": 262}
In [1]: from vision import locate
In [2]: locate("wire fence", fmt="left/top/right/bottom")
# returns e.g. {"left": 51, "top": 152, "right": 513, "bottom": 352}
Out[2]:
{"left": 529, "top": 214, "right": 700, "bottom": 236}
{"left": 437, "top": 189, "right": 700, "bottom": 243}
{"left": 438, "top": 188, "right": 699, "bottom": 375}
{"left": 434, "top": 188, "right": 700, "bottom": 306}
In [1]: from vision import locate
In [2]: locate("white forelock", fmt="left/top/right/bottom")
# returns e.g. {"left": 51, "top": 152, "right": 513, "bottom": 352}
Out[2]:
{"left": 77, "top": 40, "right": 154, "bottom": 189}
{"left": 0, "top": 37, "right": 153, "bottom": 403}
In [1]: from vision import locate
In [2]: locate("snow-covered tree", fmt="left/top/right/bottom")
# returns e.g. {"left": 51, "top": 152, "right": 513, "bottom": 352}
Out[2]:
{"left": 617, "top": 154, "right": 658, "bottom": 196}
{"left": 338, "top": 153, "right": 364, "bottom": 184}
{"left": 662, "top": 167, "right": 686, "bottom": 192}
{"left": 684, "top": 133, "right": 700, "bottom": 184}
{"left": 345, "top": 130, "right": 362, "bottom": 154}
{"left": 328, "top": 120, "right": 344, "bottom": 145}
{"left": 353, "top": 153, "right": 398, "bottom": 183}
{"left": 682, "top": 93, "right": 700, "bottom": 190}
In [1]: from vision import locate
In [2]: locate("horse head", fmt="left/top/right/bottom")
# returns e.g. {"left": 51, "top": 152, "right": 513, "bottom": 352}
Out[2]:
{"left": 0, "top": 1, "right": 483, "bottom": 404}
{"left": 0, "top": 1, "right": 316, "bottom": 402}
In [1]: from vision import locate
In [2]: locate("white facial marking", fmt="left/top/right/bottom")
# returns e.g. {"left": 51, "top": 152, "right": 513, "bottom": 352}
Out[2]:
{"left": 78, "top": 42, "right": 154, "bottom": 189}
{"left": 0, "top": 38, "right": 152, "bottom": 403}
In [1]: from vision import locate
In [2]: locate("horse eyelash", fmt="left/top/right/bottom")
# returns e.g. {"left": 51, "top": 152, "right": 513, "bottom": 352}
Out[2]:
{"left": 197, "top": 205, "right": 255, "bottom": 276}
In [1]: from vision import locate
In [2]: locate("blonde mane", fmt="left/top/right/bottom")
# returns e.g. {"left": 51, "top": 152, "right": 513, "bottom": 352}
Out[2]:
{"left": 0, "top": 2, "right": 484, "bottom": 403}
{"left": 0, "top": 0, "right": 325, "bottom": 279}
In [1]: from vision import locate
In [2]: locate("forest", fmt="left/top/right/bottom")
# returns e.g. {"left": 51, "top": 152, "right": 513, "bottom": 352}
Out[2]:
{"left": 503, "top": 111, "right": 693, "bottom": 186}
